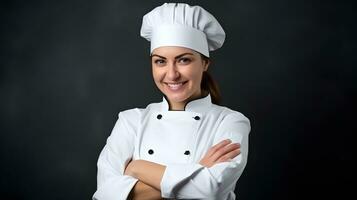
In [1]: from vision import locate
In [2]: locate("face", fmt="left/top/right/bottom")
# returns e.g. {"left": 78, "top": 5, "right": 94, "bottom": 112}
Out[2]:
{"left": 151, "top": 46, "right": 210, "bottom": 109}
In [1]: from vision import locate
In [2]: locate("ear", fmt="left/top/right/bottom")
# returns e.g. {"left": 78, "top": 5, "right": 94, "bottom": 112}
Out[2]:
{"left": 203, "top": 59, "right": 210, "bottom": 71}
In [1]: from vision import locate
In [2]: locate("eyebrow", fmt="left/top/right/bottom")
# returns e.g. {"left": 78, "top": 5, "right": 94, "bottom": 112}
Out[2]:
{"left": 151, "top": 53, "right": 194, "bottom": 60}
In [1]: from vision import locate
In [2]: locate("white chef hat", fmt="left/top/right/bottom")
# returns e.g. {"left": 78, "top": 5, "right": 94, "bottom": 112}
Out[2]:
{"left": 140, "top": 3, "right": 225, "bottom": 57}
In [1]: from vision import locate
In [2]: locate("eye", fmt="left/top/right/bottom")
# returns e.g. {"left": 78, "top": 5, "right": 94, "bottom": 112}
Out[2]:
{"left": 153, "top": 59, "right": 166, "bottom": 65}
{"left": 178, "top": 57, "right": 191, "bottom": 64}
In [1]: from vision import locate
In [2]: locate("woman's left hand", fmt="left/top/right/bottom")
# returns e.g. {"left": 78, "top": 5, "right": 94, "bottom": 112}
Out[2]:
{"left": 199, "top": 139, "right": 241, "bottom": 168}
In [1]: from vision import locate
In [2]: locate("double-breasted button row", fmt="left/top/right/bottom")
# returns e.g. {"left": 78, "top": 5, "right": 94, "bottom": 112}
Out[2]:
{"left": 148, "top": 149, "right": 190, "bottom": 155}
{"left": 156, "top": 114, "right": 200, "bottom": 120}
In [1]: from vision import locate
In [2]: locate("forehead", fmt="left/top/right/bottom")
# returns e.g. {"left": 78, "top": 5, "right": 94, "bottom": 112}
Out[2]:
{"left": 151, "top": 46, "right": 199, "bottom": 57}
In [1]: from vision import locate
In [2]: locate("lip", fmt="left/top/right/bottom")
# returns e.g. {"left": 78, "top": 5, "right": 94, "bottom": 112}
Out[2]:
{"left": 164, "top": 81, "right": 188, "bottom": 84}
{"left": 164, "top": 81, "right": 188, "bottom": 91}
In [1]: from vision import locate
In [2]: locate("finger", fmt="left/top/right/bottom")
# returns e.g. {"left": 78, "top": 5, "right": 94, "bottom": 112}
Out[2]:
{"left": 211, "top": 143, "right": 240, "bottom": 162}
{"left": 206, "top": 139, "right": 232, "bottom": 157}
{"left": 216, "top": 148, "right": 241, "bottom": 163}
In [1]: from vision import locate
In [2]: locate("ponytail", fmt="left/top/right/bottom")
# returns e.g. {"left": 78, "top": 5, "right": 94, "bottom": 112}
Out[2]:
{"left": 200, "top": 55, "right": 222, "bottom": 105}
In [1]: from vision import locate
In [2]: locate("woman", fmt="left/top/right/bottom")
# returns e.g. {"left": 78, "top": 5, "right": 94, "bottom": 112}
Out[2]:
{"left": 93, "top": 3, "right": 251, "bottom": 200}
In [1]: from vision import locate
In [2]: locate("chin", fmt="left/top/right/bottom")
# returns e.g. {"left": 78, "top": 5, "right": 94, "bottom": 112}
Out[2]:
{"left": 164, "top": 92, "right": 190, "bottom": 103}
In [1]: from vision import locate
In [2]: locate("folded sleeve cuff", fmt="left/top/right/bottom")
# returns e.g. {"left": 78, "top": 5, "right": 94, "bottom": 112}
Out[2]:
{"left": 160, "top": 163, "right": 204, "bottom": 198}
{"left": 93, "top": 175, "right": 138, "bottom": 200}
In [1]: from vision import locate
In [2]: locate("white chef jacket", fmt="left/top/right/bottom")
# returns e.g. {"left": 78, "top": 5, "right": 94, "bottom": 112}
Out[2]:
{"left": 92, "top": 93, "right": 251, "bottom": 200}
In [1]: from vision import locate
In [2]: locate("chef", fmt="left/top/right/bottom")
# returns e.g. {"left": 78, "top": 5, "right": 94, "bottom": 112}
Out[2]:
{"left": 93, "top": 3, "right": 251, "bottom": 200}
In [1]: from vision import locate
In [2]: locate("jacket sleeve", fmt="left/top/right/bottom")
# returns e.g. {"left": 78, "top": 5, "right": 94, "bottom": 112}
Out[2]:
{"left": 93, "top": 111, "right": 139, "bottom": 200}
{"left": 160, "top": 111, "right": 251, "bottom": 199}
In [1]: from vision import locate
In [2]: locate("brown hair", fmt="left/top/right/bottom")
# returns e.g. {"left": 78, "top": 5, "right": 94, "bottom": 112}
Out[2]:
{"left": 200, "top": 54, "right": 222, "bottom": 105}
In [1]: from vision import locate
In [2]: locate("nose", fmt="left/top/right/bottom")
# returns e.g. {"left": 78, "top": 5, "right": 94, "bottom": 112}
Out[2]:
{"left": 166, "top": 62, "right": 180, "bottom": 80}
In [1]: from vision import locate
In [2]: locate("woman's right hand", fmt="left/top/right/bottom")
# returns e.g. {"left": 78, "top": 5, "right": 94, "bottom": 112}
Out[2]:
{"left": 199, "top": 139, "right": 241, "bottom": 168}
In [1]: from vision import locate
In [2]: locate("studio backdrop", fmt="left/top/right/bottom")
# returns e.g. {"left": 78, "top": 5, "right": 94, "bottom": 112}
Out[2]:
{"left": 0, "top": 0, "right": 355, "bottom": 199}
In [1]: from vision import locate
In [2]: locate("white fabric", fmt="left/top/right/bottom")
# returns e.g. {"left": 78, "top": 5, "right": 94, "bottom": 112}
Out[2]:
{"left": 92, "top": 94, "right": 251, "bottom": 200}
{"left": 151, "top": 24, "right": 209, "bottom": 57}
{"left": 92, "top": 112, "right": 139, "bottom": 200}
{"left": 140, "top": 3, "right": 226, "bottom": 57}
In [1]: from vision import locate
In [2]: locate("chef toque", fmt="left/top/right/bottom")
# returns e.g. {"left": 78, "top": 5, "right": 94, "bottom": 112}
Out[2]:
{"left": 140, "top": 3, "right": 225, "bottom": 57}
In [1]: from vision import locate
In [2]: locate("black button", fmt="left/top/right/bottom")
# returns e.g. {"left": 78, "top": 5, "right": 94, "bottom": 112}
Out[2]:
{"left": 148, "top": 149, "right": 154, "bottom": 154}
{"left": 157, "top": 114, "right": 162, "bottom": 119}
{"left": 184, "top": 150, "right": 190, "bottom": 155}
{"left": 194, "top": 116, "right": 200, "bottom": 120}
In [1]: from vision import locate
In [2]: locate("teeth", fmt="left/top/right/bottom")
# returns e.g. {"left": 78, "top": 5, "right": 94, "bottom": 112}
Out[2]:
{"left": 167, "top": 82, "right": 185, "bottom": 90}
{"left": 168, "top": 83, "right": 182, "bottom": 86}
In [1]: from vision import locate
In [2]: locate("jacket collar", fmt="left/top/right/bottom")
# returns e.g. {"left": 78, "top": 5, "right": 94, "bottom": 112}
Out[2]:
{"left": 161, "top": 93, "right": 212, "bottom": 113}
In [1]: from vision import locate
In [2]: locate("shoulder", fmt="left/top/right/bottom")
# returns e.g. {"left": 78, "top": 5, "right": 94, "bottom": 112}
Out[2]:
{"left": 118, "top": 108, "right": 142, "bottom": 119}
{"left": 116, "top": 100, "right": 161, "bottom": 122}
{"left": 210, "top": 104, "right": 251, "bottom": 124}
{"left": 209, "top": 104, "right": 251, "bottom": 136}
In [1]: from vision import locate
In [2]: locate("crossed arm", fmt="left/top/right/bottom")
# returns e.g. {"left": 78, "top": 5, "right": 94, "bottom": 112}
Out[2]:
{"left": 125, "top": 139, "right": 241, "bottom": 200}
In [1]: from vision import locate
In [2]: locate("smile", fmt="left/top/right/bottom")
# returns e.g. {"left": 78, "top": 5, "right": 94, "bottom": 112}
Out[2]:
{"left": 165, "top": 81, "right": 188, "bottom": 91}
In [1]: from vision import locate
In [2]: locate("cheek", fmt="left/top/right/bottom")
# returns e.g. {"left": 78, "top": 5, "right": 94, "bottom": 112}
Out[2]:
{"left": 187, "top": 68, "right": 204, "bottom": 85}
{"left": 152, "top": 68, "right": 163, "bottom": 83}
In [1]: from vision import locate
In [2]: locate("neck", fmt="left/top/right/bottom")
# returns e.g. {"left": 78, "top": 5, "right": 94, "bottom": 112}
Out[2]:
{"left": 169, "top": 102, "right": 185, "bottom": 111}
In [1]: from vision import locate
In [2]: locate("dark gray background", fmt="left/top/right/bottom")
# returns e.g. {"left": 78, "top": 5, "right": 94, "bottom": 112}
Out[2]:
{"left": 1, "top": 0, "right": 355, "bottom": 199}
